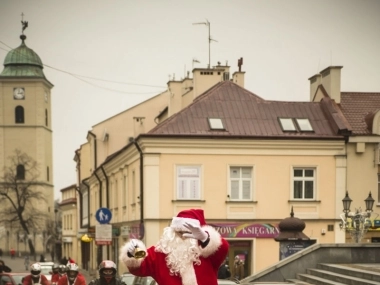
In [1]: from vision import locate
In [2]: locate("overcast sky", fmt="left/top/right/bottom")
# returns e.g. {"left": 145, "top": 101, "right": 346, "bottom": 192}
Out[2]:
{"left": 1, "top": 0, "right": 380, "bottom": 200}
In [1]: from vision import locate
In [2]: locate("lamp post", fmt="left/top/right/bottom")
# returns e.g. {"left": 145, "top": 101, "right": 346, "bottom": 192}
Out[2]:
{"left": 339, "top": 191, "right": 377, "bottom": 243}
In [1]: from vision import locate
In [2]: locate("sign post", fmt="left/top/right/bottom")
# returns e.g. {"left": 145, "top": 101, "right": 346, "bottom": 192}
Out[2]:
{"left": 95, "top": 208, "right": 113, "bottom": 245}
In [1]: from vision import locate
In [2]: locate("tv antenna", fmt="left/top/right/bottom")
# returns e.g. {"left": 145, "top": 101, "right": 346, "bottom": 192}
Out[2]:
{"left": 193, "top": 19, "right": 217, "bottom": 68}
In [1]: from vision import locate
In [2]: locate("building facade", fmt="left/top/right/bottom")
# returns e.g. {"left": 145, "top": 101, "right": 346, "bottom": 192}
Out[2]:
{"left": 70, "top": 62, "right": 380, "bottom": 276}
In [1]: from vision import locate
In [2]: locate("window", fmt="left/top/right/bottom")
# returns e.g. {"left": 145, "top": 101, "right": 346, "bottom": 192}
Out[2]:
{"left": 16, "top": 164, "right": 25, "bottom": 180}
{"left": 15, "top": 106, "right": 24, "bottom": 123}
{"left": 208, "top": 118, "right": 224, "bottom": 130}
{"left": 230, "top": 167, "right": 252, "bottom": 200}
{"left": 279, "top": 118, "right": 314, "bottom": 132}
{"left": 295, "top": 118, "right": 313, "bottom": 131}
{"left": 177, "top": 166, "right": 201, "bottom": 200}
{"left": 279, "top": 118, "right": 296, "bottom": 131}
{"left": 47, "top": 166, "right": 49, "bottom": 181}
{"left": 45, "top": 109, "right": 48, "bottom": 126}
{"left": 293, "top": 168, "right": 315, "bottom": 199}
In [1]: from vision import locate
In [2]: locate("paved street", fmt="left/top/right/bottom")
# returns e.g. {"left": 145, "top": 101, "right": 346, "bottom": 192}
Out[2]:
{"left": 0, "top": 255, "right": 93, "bottom": 284}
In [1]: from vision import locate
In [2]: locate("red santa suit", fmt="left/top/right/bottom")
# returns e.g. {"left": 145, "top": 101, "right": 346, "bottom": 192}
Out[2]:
{"left": 120, "top": 209, "right": 229, "bottom": 285}
{"left": 57, "top": 273, "right": 86, "bottom": 285}
{"left": 51, "top": 272, "right": 61, "bottom": 285}
{"left": 23, "top": 274, "right": 50, "bottom": 285}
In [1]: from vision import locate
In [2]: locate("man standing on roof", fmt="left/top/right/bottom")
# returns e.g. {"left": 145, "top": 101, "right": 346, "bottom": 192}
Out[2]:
{"left": 119, "top": 209, "right": 229, "bottom": 285}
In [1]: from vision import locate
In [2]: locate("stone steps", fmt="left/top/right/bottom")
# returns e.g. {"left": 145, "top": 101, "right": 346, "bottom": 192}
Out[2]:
{"left": 285, "top": 263, "right": 380, "bottom": 285}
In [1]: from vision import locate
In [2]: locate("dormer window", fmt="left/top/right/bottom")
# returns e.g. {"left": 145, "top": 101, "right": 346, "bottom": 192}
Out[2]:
{"left": 208, "top": 118, "right": 224, "bottom": 130}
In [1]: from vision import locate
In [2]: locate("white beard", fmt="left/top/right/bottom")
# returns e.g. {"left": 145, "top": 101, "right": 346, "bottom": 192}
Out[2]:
{"left": 155, "top": 227, "right": 201, "bottom": 276}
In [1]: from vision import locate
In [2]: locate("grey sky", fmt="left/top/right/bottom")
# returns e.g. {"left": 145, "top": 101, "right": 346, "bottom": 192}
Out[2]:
{"left": 1, "top": 0, "right": 379, "bottom": 200}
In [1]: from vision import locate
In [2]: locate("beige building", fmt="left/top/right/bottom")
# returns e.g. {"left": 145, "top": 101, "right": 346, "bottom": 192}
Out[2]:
{"left": 310, "top": 66, "right": 380, "bottom": 243}
{"left": 0, "top": 26, "right": 54, "bottom": 255}
{"left": 60, "top": 184, "right": 80, "bottom": 263}
{"left": 70, "top": 61, "right": 380, "bottom": 277}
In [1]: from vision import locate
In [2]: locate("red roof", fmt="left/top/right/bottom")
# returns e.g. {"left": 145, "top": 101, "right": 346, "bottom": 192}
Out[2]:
{"left": 339, "top": 92, "right": 380, "bottom": 135}
{"left": 146, "top": 81, "right": 351, "bottom": 139}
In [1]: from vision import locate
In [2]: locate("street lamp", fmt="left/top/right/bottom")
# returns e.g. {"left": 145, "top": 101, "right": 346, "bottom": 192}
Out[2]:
{"left": 339, "top": 191, "right": 377, "bottom": 243}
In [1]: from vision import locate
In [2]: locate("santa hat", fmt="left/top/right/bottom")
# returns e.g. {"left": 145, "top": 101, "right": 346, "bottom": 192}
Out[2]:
{"left": 170, "top": 209, "right": 206, "bottom": 231}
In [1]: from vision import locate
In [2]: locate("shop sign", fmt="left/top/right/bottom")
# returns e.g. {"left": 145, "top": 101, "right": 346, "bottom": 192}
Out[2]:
{"left": 211, "top": 222, "right": 280, "bottom": 238}
{"left": 62, "top": 237, "right": 73, "bottom": 243}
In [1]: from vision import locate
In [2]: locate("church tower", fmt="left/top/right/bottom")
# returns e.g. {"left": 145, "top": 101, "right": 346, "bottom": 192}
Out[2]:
{"left": 0, "top": 22, "right": 54, "bottom": 250}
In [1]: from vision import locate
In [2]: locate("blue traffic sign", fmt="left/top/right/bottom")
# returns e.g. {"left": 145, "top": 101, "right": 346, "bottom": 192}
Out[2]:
{"left": 95, "top": 207, "right": 112, "bottom": 224}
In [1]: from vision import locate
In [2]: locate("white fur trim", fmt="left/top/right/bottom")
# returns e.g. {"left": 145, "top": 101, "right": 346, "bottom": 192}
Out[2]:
{"left": 198, "top": 225, "right": 222, "bottom": 258}
{"left": 181, "top": 264, "right": 198, "bottom": 285}
{"left": 170, "top": 217, "right": 201, "bottom": 231}
{"left": 119, "top": 240, "right": 147, "bottom": 268}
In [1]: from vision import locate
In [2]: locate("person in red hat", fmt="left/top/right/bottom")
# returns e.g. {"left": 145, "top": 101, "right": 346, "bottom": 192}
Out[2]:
{"left": 119, "top": 209, "right": 229, "bottom": 285}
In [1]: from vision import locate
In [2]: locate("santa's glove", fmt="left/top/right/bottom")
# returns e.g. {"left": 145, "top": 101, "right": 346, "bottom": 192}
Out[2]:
{"left": 126, "top": 239, "right": 140, "bottom": 258}
{"left": 182, "top": 222, "right": 209, "bottom": 242}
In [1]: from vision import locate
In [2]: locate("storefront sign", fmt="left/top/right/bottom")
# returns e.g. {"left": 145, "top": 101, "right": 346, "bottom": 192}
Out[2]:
{"left": 211, "top": 222, "right": 280, "bottom": 238}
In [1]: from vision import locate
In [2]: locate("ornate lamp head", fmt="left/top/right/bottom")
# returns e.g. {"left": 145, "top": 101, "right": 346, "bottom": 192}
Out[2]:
{"left": 365, "top": 192, "right": 375, "bottom": 212}
{"left": 342, "top": 191, "right": 352, "bottom": 216}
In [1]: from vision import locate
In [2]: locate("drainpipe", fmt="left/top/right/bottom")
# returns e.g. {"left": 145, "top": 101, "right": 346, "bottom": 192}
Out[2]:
{"left": 82, "top": 179, "right": 91, "bottom": 271}
{"left": 82, "top": 179, "right": 90, "bottom": 228}
{"left": 88, "top": 131, "right": 97, "bottom": 170}
{"left": 100, "top": 165, "right": 110, "bottom": 259}
{"left": 132, "top": 140, "right": 144, "bottom": 233}
{"left": 74, "top": 150, "right": 83, "bottom": 227}
{"left": 100, "top": 166, "right": 109, "bottom": 209}
{"left": 94, "top": 170, "right": 103, "bottom": 266}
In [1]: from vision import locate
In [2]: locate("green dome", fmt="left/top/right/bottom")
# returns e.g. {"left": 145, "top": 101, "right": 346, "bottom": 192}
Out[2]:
{"left": 0, "top": 35, "right": 46, "bottom": 78}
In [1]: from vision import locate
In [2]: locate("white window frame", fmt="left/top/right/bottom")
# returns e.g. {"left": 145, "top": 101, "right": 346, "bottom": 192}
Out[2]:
{"left": 292, "top": 167, "right": 316, "bottom": 200}
{"left": 176, "top": 165, "right": 201, "bottom": 200}
{"left": 229, "top": 166, "right": 253, "bottom": 201}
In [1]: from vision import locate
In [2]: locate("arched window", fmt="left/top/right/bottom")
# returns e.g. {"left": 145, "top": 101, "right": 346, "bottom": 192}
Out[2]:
{"left": 45, "top": 109, "right": 48, "bottom": 126}
{"left": 15, "top": 106, "right": 24, "bottom": 123}
{"left": 17, "top": 164, "right": 25, "bottom": 180}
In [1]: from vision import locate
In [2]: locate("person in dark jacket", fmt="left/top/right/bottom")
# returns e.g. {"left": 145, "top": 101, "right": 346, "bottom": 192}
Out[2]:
{"left": 217, "top": 259, "right": 231, "bottom": 279}
{"left": 0, "top": 260, "right": 11, "bottom": 273}
{"left": 89, "top": 260, "right": 126, "bottom": 285}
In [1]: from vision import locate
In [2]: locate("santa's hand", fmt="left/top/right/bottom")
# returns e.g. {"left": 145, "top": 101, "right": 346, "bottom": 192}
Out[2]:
{"left": 127, "top": 239, "right": 139, "bottom": 256}
{"left": 182, "top": 222, "right": 208, "bottom": 242}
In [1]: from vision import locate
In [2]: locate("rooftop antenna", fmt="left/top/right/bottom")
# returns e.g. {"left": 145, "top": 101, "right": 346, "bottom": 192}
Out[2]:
{"left": 192, "top": 58, "right": 200, "bottom": 69}
{"left": 193, "top": 19, "right": 217, "bottom": 68}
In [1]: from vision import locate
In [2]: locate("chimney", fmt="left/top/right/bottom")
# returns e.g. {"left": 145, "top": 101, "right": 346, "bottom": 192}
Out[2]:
{"left": 167, "top": 80, "right": 182, "bottom": 117}
{"left": 308, "top": 73, "right": 322, "bottom": 102}
{"left": 232, "top": 57, "right": 245, "bottom": 87}
{"left": 321, "top": 66, "right": 343, "bottom": 103}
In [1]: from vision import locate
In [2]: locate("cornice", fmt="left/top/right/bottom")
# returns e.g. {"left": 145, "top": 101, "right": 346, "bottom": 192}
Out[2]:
{"left": 137, "top": 138, "right": 346, "bottom": 156}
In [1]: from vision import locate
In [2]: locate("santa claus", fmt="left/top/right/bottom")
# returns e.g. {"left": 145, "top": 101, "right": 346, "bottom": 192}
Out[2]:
{"left": 119, "top": 209, "right": 229, "bottom": 285}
